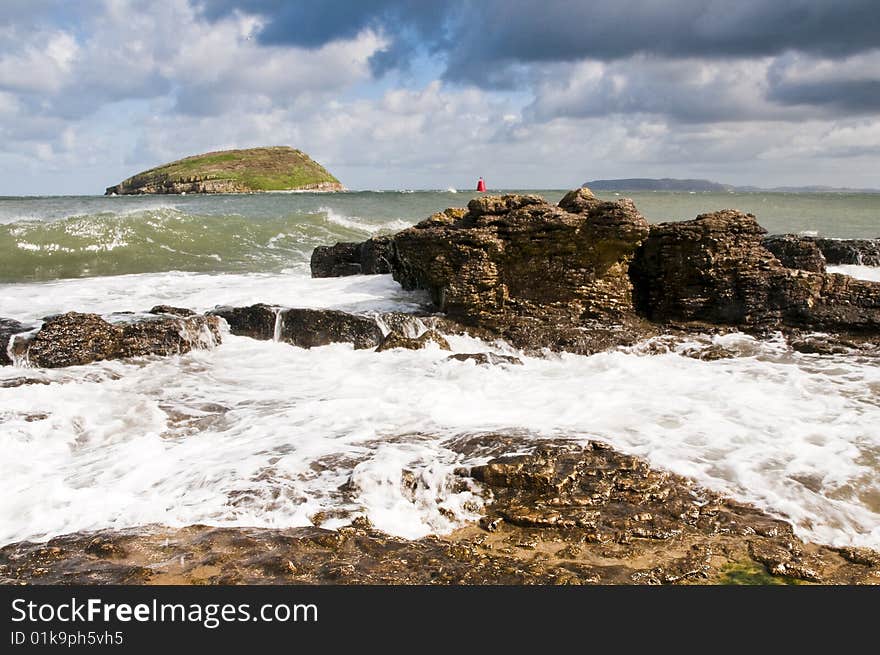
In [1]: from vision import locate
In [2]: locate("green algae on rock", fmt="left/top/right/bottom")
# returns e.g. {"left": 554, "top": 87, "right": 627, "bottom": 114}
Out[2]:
{"left": 105, "top": 146, "right": 344, "bottom": 195}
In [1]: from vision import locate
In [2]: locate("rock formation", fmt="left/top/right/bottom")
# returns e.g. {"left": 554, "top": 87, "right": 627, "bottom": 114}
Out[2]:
{"left": 807, "top": 237, "right": 880, "bottom": 266}
{"left": 211, "top": 305, "right": 383, "bottom": 350}
{"left": 2, "top": 440, "right": 876, "bottom": 585}
{"left": 309, "top": 191, "right": 880, "bottom": 352}
{"left": 389, "top": 189, "right": 656, "bottom": 353}
{"left": 311, "top": 237, "right": 395, "bottom": 277}
{"left": 763, "top": 234, "right": 827, "bottom": 272}
{"left": 630, "top": 210, "right": 880, "bottom": 333}
{"left": 763, "top": 235, "right": 880, "bottom": 268}
{"left": 12, "top": 311, "right": 221, "bottom": 368}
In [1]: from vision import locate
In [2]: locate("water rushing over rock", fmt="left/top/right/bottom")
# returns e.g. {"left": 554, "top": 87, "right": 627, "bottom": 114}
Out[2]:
{"left": 2, "top": 442, "right": 877, "bottom": 585}
{"left": 6, "top": 311, "right": 221, "bottom": 368}
{"left": 2, "top": 188, "right": 880, "bottom": 585}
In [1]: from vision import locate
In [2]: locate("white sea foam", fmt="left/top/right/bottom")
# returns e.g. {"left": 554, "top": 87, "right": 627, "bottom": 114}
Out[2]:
{"left": 829, "top": 264, "right": 880, "bottom": 282}
{"left": 1, "top": 313, "right": 879, "bottom": 547}
{"left": 320, "top": 206, "right": 412, "bottom": 236}
{"left": 0, "top": 271, "right": 427, "bottom": 322}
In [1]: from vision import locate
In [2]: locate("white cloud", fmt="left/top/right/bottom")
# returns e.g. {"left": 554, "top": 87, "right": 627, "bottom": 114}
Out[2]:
{"left": 1, "top": 0, "right": 880, "bottom": 193}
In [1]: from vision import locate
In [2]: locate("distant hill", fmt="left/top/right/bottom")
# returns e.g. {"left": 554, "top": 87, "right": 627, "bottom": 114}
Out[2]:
{"left": 584, "top": 178, "right": 733, "bottom": 192}
{"left": 583, "top": 177, "right": 880, "bottom": 193}
{"left": 105, "top": 146, "right": 344, "bottom": 195}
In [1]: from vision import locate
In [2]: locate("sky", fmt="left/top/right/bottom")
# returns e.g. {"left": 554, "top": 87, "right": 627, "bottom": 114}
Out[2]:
{"left": 1, "top": 0, "right": 879, "bottom": 194}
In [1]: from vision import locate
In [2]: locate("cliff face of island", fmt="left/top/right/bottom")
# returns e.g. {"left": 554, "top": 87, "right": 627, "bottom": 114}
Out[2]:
{"left": 104, "top": 146, "right": 344, "bottom": 195}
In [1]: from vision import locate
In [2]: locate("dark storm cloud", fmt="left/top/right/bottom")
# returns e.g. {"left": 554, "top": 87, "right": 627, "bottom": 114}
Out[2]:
{"left": 201, "top": 0, "right": 454, "bottom": 75}
{"left": 202, "top": 0, "right": 880, "bottom": 84}
{"left": 769, "top": 79, "right": 880, "bottom": 113}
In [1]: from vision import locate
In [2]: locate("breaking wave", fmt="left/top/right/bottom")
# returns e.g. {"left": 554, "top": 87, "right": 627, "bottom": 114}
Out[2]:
{"left": 0, "top": 206, "right": 411, "bottom": 282}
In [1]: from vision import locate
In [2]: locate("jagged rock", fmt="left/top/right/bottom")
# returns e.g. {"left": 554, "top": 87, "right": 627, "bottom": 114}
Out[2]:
{"left": 375, "top": 329, "right": 451, "bottom": 352}
{"left": 796, "top": 273, "right": 880, "bottom": 333}
{"left": 763, "top": 235, "right": 826, "bottom": 272}
{"left": 630, "top": 210, "right": 880, "bottom": 333}
{"left": 281, "top": 308, "right": 383, "bottom": 350}
{"left": 446, "top": 352, "right": 524, "bottom": 366}
{"left": 306, "top": 192, "right": 880, "bottom": 352}
{"left": 310, "top": 236, "right": 395, "bottom": 277}
{"left": 808, "top": 237, "right": 880, "bottom": 266}
{"left": 391, "top": 190, "right": 654, "bottom": 353}
{"left": 211, "top": 304, "right": 383, "bottom": 349}
{"left": 0, "top": 318, "right": 34, "bottom": 366}
{"left": 19, "top": 311, "right": 221, "bottom": 368}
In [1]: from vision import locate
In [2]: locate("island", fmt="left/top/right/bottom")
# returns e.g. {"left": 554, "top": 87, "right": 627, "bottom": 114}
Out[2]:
{"left": 104, "top": 146, "right": 344, "bottom": 195}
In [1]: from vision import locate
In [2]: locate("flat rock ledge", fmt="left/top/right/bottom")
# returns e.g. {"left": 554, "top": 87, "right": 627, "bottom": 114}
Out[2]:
{"left": 1, "top": 441, "right": 877, "bottom": 585}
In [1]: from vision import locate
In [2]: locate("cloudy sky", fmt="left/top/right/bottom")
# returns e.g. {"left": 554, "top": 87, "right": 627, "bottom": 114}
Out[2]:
{"left": 1, "top": 0, "right": 879, "bottom": 194}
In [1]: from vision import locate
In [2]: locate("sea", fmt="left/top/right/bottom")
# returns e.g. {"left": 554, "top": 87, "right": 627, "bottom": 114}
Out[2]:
{"left": 1, "top": 189, "right": 879, "bottom": 549}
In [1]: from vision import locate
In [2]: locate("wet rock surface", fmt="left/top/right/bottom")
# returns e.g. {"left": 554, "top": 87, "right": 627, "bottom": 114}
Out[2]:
{"left": 281, "top": 308, "right": 383, "bottom": 350}
{"left": 15, "top": 311, "right": 221, "bottom": 368}
{"left": 310, "top": 236, "right": 395, "bottom": 277}
{"left": 808, "top": 237, "right": 880, "bottom": 266}
{"left": 0, "top": 318, "right": 35, "bottom": 366}
{"left": 763, "top": 235, "right": 826, "bottom": 273}
{"left": 2, "top": 441, "right": 877, "bottom": 585}
{"left": 375, "top": 329, "right": 451, "bottom": 352}
{"left": 210, "top": 304, "right": 279, "bottom": 340}
{"left": 211, "top": 304, "right": 384, "bottom": 349}
{"left": 148, "top": 305, "right": 197, "bottom": 317}
{"left": 447, "top": 352, "right": 524, "bottom": 366}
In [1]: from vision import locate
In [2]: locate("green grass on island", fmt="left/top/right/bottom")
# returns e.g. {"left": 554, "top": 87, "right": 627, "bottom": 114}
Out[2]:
{"left": 107, "top": 146, "right": 342, "bottom": 194}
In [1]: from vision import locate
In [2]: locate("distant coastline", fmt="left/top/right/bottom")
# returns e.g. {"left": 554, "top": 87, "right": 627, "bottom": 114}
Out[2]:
{"left": 584, "top": 177, "right": 880, "bottom": 194}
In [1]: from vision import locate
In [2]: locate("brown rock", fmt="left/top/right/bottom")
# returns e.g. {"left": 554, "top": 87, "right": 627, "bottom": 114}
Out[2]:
{"left": 211, "top": 305, "right": 385, "bottom": 349}
{"left": 282, "top": 308, "right": 383, "bottom": 350}
{"left": 1, "top": 441, "right": 878, "bottom": 585}
{"left": 391, "top": 190, "right": 653, "bottom": 353}
{"left": 210, "top": 304, "right": 279, "bottom": 340}
{"left": 375, "top": 329, "right": 451, "bottom": 352}
{"left": 808, "top": 237, "right": 880, "bottom": 266}
{"left": 21, "top": 311, "right": 221, "bottom": 368}
{"left": 310, "top": 236, "right": 395, "bottom": 278}
{"left": 630, "top": 210, "right": 880, "bottom": 333}
{"left": 763, "top": 235, "right": 827, "bottom": 273}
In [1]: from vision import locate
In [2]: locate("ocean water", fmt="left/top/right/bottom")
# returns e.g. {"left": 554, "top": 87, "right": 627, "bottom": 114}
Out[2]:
{"left": 1, "top": 190, "right": 879, "bottom": 548}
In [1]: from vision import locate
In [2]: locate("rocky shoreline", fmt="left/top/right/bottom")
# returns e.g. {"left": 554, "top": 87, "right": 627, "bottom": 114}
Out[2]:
{"left": 2, "top": 440, "right": 878, "bottom": 584}
{"left": 3, "top": 187, "right": 880, "bottom": 584}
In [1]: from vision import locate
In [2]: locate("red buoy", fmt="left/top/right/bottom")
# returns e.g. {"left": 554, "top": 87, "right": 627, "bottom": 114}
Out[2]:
{"left": 476, "top": 177, "right": 486, "bottom": 192}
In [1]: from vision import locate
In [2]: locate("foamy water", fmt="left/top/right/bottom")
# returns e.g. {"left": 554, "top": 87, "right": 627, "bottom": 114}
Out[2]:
{"left": 1, "top": 321, "right": 879, "bottom": 546}
{"left": 829, "top": 264, "right": 880, "bottom": 282}
{"left": 0, "top": 270, "right": 427, "bottom": 322}
{"left": 1, "top": 194, "right": 879, "bottom": 550}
